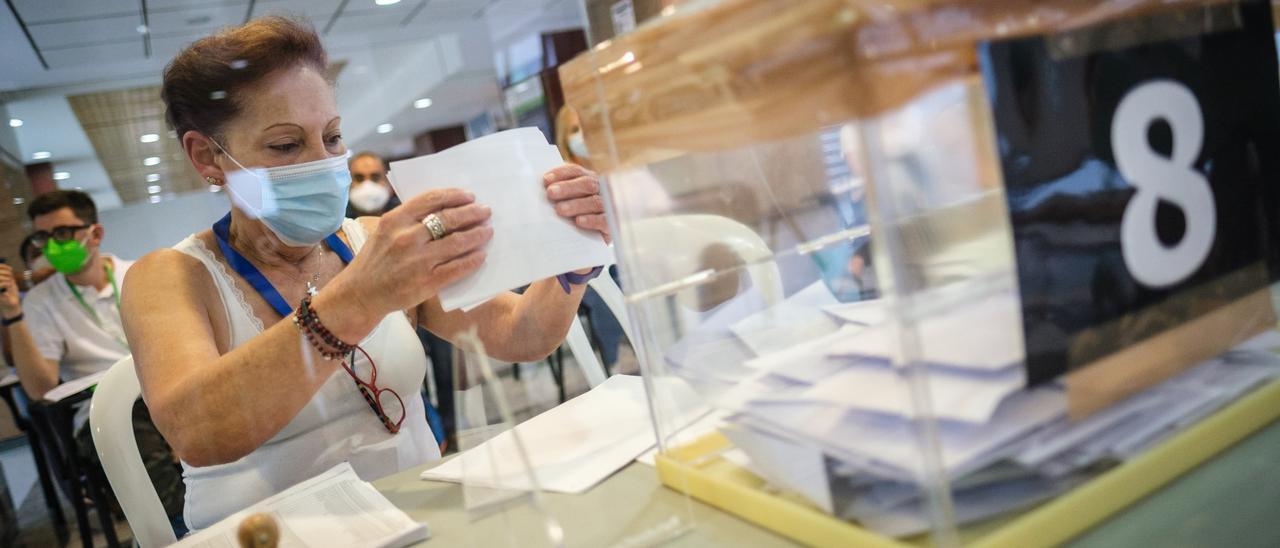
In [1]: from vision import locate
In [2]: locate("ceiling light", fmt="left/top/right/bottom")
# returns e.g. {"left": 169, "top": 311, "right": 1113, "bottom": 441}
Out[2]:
{"left": 140, "top": 133, "right": 160, "bottom": 143}
{"left": 146, "top": 173, "right": 161, "bottom": 182}
{"left": 147, "top": 185, "right": 162, "bottom": 194}
{"left": 376, "top": 123, "right": 393, "bottom": 134}
{"left": 32, "top": 151, "right": 51, "bottom": 160}
{"left": 143, "top": 156, "right": 161, "bottom": 166}
{"left": 376, "top": 0, "right": 402, "bottom": 5}
{"left": 12, "top": 197, "right": 25, "bottom": 205}
{"left": 414, "top": 98, "right": 433, "bottom": 109}
{"left": 8, "top": 119, "right": 22, "bottom": 128}
{"left": 53, "top": 171, "right": 70, "bottom": 181}
{"left": 149, "top": 195, "right": 162, "bottom": 204}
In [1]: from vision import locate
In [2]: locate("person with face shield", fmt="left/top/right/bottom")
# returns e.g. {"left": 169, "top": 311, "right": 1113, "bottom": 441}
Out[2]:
{"left": 124, "top": 16, "right": 611, "bottom": 531}
{"left": 0, "top": 190, "right": 187, "bottom": 528}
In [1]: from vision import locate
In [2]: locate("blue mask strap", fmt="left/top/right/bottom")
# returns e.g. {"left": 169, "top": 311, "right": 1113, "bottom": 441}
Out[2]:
{"left": 212, "top": 213, "right": 354, "bottom": 317}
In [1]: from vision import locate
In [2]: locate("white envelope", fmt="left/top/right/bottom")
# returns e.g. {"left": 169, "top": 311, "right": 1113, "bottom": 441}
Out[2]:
{"left": 389, "top": 128, "right": 613, "bottom": 311}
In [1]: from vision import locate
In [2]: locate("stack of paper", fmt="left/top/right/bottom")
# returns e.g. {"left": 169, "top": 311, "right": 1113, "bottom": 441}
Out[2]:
{"left": 421, "top": 375, "right": 706, "bottom": 494}
{"left": 650, "top": 277, "right": 1280, "bottom": 537}
{"left": 388, "top": 128, "right": 613, "bottom": 311}
{"left": 176, "top": 462, "right": 429, "bottom": 548}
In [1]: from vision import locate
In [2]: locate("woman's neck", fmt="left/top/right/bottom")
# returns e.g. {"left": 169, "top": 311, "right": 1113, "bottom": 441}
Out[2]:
{"left": 226, "top": 210, "right": 321, "bottom": 272}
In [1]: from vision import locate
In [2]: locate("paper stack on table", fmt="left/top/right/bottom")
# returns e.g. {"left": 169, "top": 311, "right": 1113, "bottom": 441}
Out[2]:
{"left": 388, "top": 127, "right": 613, "bottom": 311}
{"left": 649, "top": 278, "right": 1280, "bottom": 537}
{"left": 421, "top": 375, "right": 707, "bottom": 494}
{"left": 176, "top": 462, "right": 428, "bottom": 548}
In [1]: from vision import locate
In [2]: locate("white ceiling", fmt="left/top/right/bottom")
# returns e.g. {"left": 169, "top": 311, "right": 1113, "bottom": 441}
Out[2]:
{"left": 0, "top": 0, "right": 585, "bottom": 209}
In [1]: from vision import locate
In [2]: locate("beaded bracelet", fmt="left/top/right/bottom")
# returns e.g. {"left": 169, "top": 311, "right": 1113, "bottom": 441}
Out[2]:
{"left": 293, "top": 295, "right": 354, "bottom": 360}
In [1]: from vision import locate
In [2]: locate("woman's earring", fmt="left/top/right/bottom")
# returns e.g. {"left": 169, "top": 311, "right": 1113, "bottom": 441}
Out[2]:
{"left": 205, "top": 176, "right": 221, "bottom": 185}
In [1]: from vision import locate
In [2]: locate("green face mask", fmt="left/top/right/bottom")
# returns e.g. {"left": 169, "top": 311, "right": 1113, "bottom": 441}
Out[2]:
{"left": 44, "top": 236, "right": 90, "bottom": 274}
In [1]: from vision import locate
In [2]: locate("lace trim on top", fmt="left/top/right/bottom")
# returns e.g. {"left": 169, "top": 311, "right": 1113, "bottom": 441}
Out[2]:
{"left": 183, "top": 236, "right": 267, "bottom": 334}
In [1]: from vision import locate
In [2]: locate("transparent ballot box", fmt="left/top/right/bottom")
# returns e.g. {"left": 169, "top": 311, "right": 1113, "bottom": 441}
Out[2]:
{"left": 561, "top": 0, "right": 1280, "bottom": 546}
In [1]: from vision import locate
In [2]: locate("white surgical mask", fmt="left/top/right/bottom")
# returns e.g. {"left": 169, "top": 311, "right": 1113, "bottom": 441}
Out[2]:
{"left": 349, "top": 181, "right": 392, "bottom": 213}
{"left": 568, "top": 132, "right": 588, "bottom": 158}
{"left": 218, "top": 143, "right": 352, "bottom": 246}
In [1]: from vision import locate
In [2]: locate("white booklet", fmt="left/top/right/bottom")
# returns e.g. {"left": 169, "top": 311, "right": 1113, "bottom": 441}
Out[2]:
{"left": 176, "top": 462, "right": 428, "bottom": 548}
{"left": 388, "top": 127, "right": 614, "bottom": 311}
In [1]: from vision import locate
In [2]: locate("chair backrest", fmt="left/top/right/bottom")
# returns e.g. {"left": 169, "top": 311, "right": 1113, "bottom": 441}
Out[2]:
{"left": 89, "top": 356, "right": 176, "bottom": 547}
{"left": 628, "top": 213, "right": 783, "bottom": 304}
{"left": 594, "top": 213, "right": 784, "bottom": 340}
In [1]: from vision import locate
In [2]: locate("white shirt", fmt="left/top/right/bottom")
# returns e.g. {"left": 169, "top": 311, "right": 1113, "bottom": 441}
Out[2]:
{"left": 23, "top": 255, "right": 132, "bottom": 384}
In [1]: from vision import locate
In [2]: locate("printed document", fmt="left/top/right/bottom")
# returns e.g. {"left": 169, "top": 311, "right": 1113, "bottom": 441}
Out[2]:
{"left": 175, "top": 462, "right": 428, "bottom": 548}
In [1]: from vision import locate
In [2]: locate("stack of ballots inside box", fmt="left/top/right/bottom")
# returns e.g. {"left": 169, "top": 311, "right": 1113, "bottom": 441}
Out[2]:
{"left": 660, "top": 280, "right": 1280, "bottom": 537}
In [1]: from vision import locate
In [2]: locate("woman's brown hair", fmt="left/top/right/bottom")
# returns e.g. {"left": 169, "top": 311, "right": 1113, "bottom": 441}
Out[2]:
{"left": 161, "top": 16, "right": 328, "bottom": 145}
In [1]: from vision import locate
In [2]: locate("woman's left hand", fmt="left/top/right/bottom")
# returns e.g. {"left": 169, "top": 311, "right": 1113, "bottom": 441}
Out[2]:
{"left": 544, "top": 164, "right": 611, "bottom": 244}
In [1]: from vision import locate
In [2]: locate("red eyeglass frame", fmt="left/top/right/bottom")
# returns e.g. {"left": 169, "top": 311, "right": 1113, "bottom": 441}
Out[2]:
{"left": 340, "top": 345, "right": 406, "bottom": 434}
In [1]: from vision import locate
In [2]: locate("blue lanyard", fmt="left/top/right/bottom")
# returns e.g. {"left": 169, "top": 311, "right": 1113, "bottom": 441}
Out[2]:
{"left": 211, "top": 213, "right": 354, "bottom": 317}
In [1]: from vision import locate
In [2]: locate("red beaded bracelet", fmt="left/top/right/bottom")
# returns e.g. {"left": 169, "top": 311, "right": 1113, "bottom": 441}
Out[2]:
{"left": 293, "top": 295, "right": 354, "bottom": 360}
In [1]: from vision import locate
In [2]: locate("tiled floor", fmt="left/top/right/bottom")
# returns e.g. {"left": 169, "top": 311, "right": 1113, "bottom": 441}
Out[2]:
{"left": 3, "top": 342, "right": 640, "bottom": 545}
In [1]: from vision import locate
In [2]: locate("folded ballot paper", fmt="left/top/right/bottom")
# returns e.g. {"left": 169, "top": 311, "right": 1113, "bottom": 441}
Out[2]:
{"left": 659, "top": 280, "right": 1280, "bottom": 537}
{"left": 388, "top": 128, "right": 613, "bottom": 311}
{"left": 176, "top": 462, "right": 428, "bottom": 548}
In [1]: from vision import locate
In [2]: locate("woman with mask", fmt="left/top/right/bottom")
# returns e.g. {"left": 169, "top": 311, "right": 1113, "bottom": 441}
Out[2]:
{"left": 122, "top": 17, "right": 610, "bottom": 531}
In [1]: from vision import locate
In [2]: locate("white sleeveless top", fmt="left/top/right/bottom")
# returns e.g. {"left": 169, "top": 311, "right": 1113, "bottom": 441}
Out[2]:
{"left": 173, "top": 219, "right": 440, "bottom": 531}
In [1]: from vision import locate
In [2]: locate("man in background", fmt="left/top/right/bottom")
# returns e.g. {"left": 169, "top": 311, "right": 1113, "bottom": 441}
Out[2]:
{"left": 346, "top": 151, "right": 401, "bottom": 217}
{"left": 0, "top": 190, "right": 184, "bottom": 527}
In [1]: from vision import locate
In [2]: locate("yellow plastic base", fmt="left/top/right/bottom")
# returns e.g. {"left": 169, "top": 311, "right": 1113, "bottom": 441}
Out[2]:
{"left": 655, "top": 378, "right": 1280, "bottom": 548}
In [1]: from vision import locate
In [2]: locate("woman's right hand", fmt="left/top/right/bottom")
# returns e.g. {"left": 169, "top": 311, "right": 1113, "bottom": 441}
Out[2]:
{"left": 325, "top": 188, "right": 492, "bottom": 333}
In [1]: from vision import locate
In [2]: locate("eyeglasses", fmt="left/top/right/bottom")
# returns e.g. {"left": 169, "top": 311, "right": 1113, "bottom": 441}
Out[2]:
{"left": 342, "top": 345, "right": 406, "bottom": 434}
{"left": 352, "top": 173, "right": 383, "bottom": 183}
{"left": 30, "top": 224, "right": 92, "bottom": 248}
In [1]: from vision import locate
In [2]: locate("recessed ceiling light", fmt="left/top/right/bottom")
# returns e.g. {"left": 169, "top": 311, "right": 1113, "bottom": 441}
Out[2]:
{"left": 375, "top": 0, "right": 402, "bottom": 5}
{"left": 52, "top": 171, "right": 70, "bottom": 181}
{"left": 414, "top": 98, "right": 433, "bottom": 109}
{"left": 140, "top": 133, "right": 160, "bottom": 143}
{"left": 146, "top": 173, "right": 161, "bottom": 183}
{"left": 32, "top": 151, "right": 51, "bottom": 160}
{"left": 8, "top": 119, "right": 22, "bottom": 128}
{"left": 143, "top": 156, "right": 161, "bottom": 166}
{"left": 147, "top": 185, "right": 162, "bottom": 194}
{"left": 12, "top": 197, "right": 25, "bottom": 205}
{"left": 376, "top": 123, "right": 393, "bottom": 134}
{"left": 149, "top": 195, "right": 162, "bottom": 204}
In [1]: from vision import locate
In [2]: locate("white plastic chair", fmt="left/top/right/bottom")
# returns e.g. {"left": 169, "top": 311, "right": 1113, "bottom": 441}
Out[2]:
{"left": 89, "top": 356, "right": 176, "bottom": 548}
{"left": 585, "top": 214, "right": 784, "bottom": 347}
